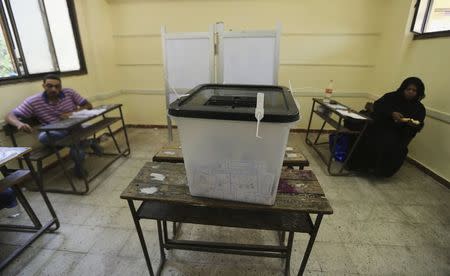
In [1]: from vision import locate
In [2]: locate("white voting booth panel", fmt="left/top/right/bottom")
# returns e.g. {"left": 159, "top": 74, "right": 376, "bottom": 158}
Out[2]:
{"left": 218, "top": 30, "right": 280, "bottom": 85}
{"left": 162, "top": 28, "right": 215, "bottom": 104}
{"left": 161, "top": 24, "right": 281, "bottom": 140}
{"left": 161, "top": 26, "right": 215, "bottom": 140}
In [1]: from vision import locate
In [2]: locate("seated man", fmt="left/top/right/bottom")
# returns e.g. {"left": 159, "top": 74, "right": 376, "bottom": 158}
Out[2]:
{"left": 5, "top": 74, "right": 100, "bottom": 178}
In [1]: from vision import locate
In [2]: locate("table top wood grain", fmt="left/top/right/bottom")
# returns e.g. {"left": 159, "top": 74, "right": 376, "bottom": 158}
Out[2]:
{"left": 121, "top": 162, "right": 332, "bottom": 215}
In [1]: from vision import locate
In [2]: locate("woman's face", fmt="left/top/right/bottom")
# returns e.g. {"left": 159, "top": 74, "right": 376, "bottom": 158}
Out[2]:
{"left": 404, "top": 84, "right": 418, "bottom": 101}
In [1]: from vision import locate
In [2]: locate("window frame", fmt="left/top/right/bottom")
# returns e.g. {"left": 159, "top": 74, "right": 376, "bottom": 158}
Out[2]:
{"left": 411, "top": 0, "right": 450, "bottom": 40}
{"left": 0, "top": 0, "right": 87, "bottom": 84}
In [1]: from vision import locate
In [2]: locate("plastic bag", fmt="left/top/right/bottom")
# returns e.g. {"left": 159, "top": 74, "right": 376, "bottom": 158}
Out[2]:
{"left": 329, "top": 133, "right": 350, "bottom": 162}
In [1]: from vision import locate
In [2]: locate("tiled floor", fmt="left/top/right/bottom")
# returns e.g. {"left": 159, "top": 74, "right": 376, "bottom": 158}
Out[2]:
{"left": 0, "top": 128, "right": 449, "bottom": 275}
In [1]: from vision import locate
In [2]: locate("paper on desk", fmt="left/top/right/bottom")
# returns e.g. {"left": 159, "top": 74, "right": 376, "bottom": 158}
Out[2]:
{"left": 337, "top": 110, "right": 366, "bottom": 120}
{"left": 162, "top": 151, "right": 175, "bottom": 155}
{"left": 69, "top": 108, "right": 107, "bottom": 118}
{"left": 150, "top": 173, "right": 165, "bottom": 181}
{"left": 140, "top": 187, "right": 158, "bottom": 194}
{"left": 324, "top": 103, "right": 347, "bottom": 110}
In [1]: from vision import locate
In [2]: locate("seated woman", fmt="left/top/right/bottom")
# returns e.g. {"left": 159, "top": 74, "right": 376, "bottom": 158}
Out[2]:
{"left": 347, "top": 77, "right": 426, "bottom": 177}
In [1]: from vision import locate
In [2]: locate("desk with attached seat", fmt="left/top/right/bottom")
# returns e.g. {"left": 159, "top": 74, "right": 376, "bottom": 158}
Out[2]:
{"left": 0, "top": 147, "right": 59, "bottom": 270}
{"left": 39, "top": 104, "right": 130, "bottom": 194}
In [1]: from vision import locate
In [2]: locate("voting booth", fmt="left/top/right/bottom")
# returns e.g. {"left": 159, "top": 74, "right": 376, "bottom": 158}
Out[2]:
{"left": 161, "top": 23, "right": 281, "bottom": 140}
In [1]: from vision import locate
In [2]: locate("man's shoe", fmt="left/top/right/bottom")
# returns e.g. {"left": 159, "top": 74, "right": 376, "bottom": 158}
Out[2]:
{"left": 90, "top": 140, "right": 104, "bottom": 156}
{"left": 74, "top": 165, "right": 88, "bottom": 179}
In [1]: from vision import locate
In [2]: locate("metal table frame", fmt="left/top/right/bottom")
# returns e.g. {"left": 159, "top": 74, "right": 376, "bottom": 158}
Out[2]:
{"left": 305, "top": 98, "right": 371, "bottom": 176}
{"left": 127, "top": 200, "right": 323, "bottom": 276}
{"left": 0, "top": 148, "right": 60, "bottom": 270}
{"left": 39, "top": 104, "right": 131, "bottom": 195}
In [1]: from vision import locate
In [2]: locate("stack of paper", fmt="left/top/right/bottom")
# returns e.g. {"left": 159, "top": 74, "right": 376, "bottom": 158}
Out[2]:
{"left": 324, "top": 103, "right": 348, "bottom": 110}
{"left": 336, "top": 110, "right": 366, "bottom": 120}
{"left": 69, "top": 108, "right": 107, "bottom": 118}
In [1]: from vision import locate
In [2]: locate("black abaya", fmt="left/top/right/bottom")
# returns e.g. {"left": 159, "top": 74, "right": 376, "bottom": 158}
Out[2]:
{"left": 348, "top": 91, "right": 426, "bottom": 177}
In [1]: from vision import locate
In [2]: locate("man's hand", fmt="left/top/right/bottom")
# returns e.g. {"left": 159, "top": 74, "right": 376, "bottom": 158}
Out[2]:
{"left": 60, "top": 112, "right": 73, "bottom": 120}
{"left": 17, "top": 122, "right": 33, "bottom": 133}
{"left": 392, "top": 112, "right": 404, "bottom": 123}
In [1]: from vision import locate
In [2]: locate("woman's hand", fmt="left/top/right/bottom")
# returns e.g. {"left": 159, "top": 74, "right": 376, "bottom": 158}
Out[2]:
{"left": 406, "top": 119, "right": 421, "bottom": 127}
{"left": 392, "top": 112, "right": 404, "bottom": 122}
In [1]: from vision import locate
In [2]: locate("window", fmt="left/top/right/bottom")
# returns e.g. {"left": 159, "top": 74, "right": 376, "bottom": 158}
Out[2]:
{"left": 0, "top": 0, "right": 86, "bottom": 82}
{"left": 411, "top": 0, "right": 450, "bottom": 38}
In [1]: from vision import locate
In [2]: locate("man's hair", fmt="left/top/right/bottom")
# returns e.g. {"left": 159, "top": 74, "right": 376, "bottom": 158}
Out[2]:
{"left": 43, "top": 74, "right": 61, "bottom": 83}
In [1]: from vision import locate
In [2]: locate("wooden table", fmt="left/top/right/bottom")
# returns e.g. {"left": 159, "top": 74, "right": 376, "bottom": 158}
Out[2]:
{"left": 153, "top": 143, "right": 310, "bottom": 169}
{"left": 39, "top": 104, "right": 130, "bottom": 194}
{"left": 0, "top": 147, "right": 59, "bottom": 270}
{"left": 121, "top": 162, "right": 332, "bottom": 276}
{"left": 305, "top": 98, "right": 372, "bottom": 175}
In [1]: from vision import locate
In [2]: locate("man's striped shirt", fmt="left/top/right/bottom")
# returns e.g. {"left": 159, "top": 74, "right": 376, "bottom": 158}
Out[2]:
{"left": 13, "top": 89, "right": 87, "bottom": 125}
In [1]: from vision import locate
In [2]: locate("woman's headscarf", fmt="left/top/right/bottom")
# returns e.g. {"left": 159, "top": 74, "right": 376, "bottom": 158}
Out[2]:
{"left": 397, "top": 77, "right": 425, "bottom": 101}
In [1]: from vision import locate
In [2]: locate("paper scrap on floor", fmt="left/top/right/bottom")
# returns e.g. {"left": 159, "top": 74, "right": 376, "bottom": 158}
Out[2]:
{"left": 286, "top": 147, "right": 294, "bottom": 151}
{"left": 162, "top": 151, "right": 175, "bottom": 155}
{"left": 287, "top": 153, "right": 298, "bottom": 158}
{"left": 69, "top": 108, "right": 107, "bottom": 118}
{"left": 337, "top": 110, "right": 366, "bottom": 120}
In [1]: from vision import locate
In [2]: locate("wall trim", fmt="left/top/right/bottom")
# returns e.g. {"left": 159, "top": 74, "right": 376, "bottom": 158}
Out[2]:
{"left": 113, "top": 33, "right": 160, "bottom": 38}
{"left": 87, "top": 90, "right": 121, "bottom": 102}
{"left": 280, "top": 61, "right": 374, "bottom": 68}
{"left": 116, "top": 63, "right": 162, "bottom": 66}
{"left": 112, "top": 32, "right": 381, "bottom": 39}
{"left": 406, "top": 157, "right": 449, "bottom": 188}
{"left": 115, "top": 61, "right": 375, "bottom": 68}
{"left": 282, "top": 32, "right": 381, "bottom": 37}
{"left": 120, "top": 89, "right": 165, "bottom": 96}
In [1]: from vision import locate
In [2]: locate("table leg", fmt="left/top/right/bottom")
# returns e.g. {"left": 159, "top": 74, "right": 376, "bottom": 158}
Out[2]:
{"left": 338, "top": 121, "right": 369, "bottom": 174}
{"left": 23, "top": 155, "right": 60, "bottom": 231}
{"left": 45, "top": 130, "right": 79, "bottom": 193}
{"left": 12, "top": 186, "right": 42, "bottom": 228}
{"left": 127, "top": 200, "right": 155, "bottom": 276}
{"left": 119, "top": 106, "right": 131, "bottom": 156}
{"left": 305, "top": 101, "right": 316, "bottom": 145}
{"left": 284, "top": 232, "right": 294, "bottom": 276}
{"left": 172, "top": 222, "right": 177, "bottom": 238}
{"left": 156, "top": 220, "right": 167, "bottom": 276}
{"left": 162, "top": 220, "right": 169, "bottom": 244}
{"left": 278, "top": 231, "right": 286, "bottom": 246}
{"left": 314, "top": 120, "right": 327, "bottom": 146}
{"left": 297, "top": 214, "right": 323, "bottom": 276}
